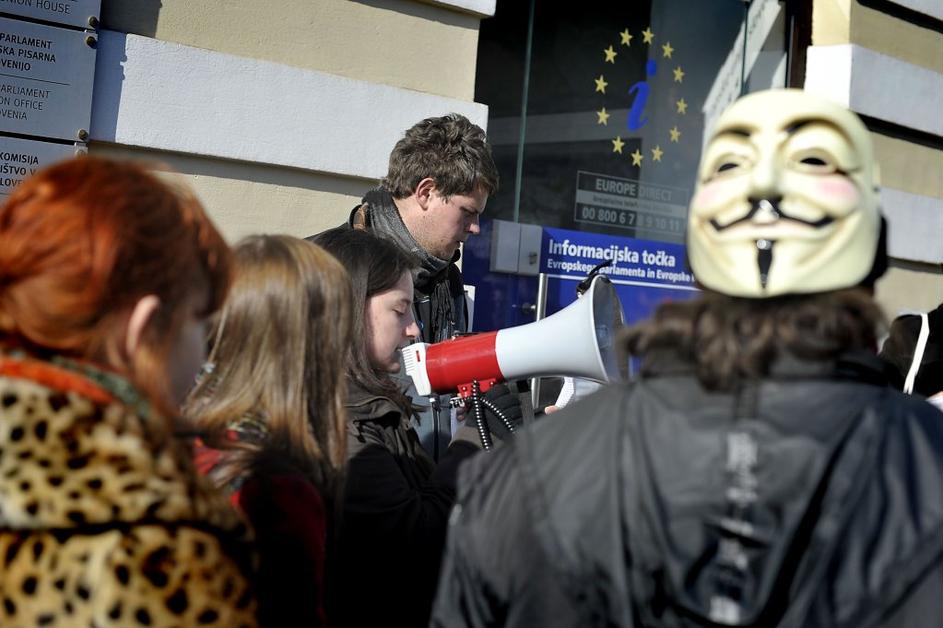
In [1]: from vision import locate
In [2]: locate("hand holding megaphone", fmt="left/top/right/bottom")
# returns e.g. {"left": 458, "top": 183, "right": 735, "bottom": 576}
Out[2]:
{"left": 402, "top": 276, "right": 626, "bottom": 399}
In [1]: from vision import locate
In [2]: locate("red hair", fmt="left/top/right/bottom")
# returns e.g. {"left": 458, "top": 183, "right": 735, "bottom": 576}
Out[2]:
{"left": 0, "top": 156, "right": 231, "bottom": 411}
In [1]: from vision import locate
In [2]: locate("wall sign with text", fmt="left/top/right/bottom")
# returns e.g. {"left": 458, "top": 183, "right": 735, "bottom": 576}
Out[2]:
{"left": 0, "top": 5, "right": 98, "bottom": 195}
{"left": 0, "top": 134, "right": 82, "bottom": 195}
{"left": 0, "top": 16, "right": 97, "bottom": 141}
{"left": 0, "top": 0, "right": 101, "bottom": 30}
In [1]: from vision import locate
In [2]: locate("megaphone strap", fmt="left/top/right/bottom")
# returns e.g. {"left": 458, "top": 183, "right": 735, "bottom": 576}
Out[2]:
{"left": 903, "top": 312, "right": 930, "bottom": 395}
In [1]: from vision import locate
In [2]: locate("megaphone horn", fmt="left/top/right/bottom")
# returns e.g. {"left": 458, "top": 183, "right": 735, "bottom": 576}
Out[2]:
{"left": 402, "top": 276, "right": 626, "bottom": 397}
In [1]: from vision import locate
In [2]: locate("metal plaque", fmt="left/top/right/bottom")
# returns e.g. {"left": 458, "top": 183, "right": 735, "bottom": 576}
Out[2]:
{"left": 0, "top": 134, "right": 83, "bottom": 195}
{"left": 0, "top": 16, "right": 96, "bottom": 141}
{"left": 0, "top": 0, "right": 100, "bottom": 30}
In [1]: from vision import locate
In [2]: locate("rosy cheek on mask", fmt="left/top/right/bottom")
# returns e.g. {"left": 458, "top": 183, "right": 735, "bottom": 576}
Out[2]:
{"left": 815, "top": 178, "right": 859, "bottom": 209}
{"left": 691, "top": 183, "right": 720, "bottom": 212}
{"left": 692, "top": 179, "right": 738, "bottom": 214}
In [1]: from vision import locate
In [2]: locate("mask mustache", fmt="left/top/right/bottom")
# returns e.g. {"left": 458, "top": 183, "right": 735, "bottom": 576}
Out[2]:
{"left": 709, "top": 198, "right": 835, "bottom": 232}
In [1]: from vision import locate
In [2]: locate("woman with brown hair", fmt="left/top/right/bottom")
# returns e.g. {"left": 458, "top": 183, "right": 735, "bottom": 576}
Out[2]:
{"left": 312, "top": 227, "right": 485, "bottom": 627}
{"left": 0, "top": 156, "right": 256, "bottom": 627}
{"left": 186, "top": 234, "right": 352, "bottom": 627}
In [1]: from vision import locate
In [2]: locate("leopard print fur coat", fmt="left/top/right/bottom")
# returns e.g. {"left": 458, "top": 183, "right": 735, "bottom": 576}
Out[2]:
{"left": 0, "top": 350, "right": 258, "bottom": 627}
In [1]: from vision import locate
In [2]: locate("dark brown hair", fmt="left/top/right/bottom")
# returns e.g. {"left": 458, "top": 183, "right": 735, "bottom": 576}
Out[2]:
{"left": 0, "top": 156, "right": 231, "bottom": 413}
{"left": 623, "top": 289, "right": 885, "bottom": 391}
{"left": 382, "top": 113, "right": 498, "bottom": 200}
{"left": 311, "top": 228, "right": 417, "bottom": 416}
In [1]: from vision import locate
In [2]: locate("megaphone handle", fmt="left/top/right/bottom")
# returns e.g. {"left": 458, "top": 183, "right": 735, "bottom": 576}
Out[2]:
{"left": 480, "top": 398, "right": 516, "bottom": 434}
{"left": 470, "top": 380, "right": 493, "bottom": 450}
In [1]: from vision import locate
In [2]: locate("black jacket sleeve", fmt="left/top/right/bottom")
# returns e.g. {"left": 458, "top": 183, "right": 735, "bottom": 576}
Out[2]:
{"left": 430, "top": 436, "right": 582, "bottom": 628}
{"left": 344, "top": 421, "right": 478, "bottom": 550}
{"left": 339, "top": 418, "right": 481, "bottom": 626}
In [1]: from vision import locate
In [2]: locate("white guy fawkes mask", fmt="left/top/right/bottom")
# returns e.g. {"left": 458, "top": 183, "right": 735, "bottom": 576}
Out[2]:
{"left": 687, "top": 89, "right": 881, "bottom": 297}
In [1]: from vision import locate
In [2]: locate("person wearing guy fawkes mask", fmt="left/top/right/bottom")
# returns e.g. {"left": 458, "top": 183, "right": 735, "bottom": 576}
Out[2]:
{"left": 431, "top": 89, "right": 943, "bottom": 627}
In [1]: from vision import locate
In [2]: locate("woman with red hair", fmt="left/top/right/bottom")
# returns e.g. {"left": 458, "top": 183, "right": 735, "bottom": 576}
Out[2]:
{"left": 0, "top": 157, "right": 257, "bottom": 627}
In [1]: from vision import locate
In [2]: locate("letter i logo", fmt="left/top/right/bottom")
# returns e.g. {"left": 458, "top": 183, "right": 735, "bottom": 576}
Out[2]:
{"left": 628, "top": 59, "right": 656, "bottom": 131}
{"left": 593, "top": 25, "right": 692, "bottom": 166}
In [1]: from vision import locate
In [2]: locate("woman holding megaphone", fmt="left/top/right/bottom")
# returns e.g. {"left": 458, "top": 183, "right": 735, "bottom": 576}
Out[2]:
{"left": 313, "top": 228, "right": 520, "bottom": 627}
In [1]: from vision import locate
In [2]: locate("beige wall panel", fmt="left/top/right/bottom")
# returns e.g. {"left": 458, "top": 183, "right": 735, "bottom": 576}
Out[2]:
{"left": 877, "top": 264, "right": 943, "bottom": 318}
{"left": 850, "top": 3, "right": 943, "bottom": 75}
{"left": 100, "top": 0, "right": 480, "bottom": 101}
{"left": 812, "top": 0, "right": 852, "bottom": 45}
{"left": 872, "top": 133, "right": 943, "bottom": 199}
{"left": 90, "top": 144, "right": 371, "bottom": 243}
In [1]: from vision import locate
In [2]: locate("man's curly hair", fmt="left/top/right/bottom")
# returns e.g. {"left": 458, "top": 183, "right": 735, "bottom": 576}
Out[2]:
{"left": 382, "top": 113, "right": 498, "bottom": 200}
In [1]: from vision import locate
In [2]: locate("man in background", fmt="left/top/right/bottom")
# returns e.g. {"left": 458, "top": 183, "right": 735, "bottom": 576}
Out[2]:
{"left": 311, "top": 112, "right": 498, "bottom": 457}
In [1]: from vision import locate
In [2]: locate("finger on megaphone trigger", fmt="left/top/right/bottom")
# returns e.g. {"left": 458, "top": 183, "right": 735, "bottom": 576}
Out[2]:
{"left": 484, "top": 410, "right": 510, "bottom": 441}
{"left": 484, "top": 385, "right": 523, "bottom": 425}
{"left": 480, "top": 397, "right": 517, "bottom": 432}
{"left": 483, "top": 384, "right": 518, "bottom": 413}
{"left": 479, "top": 400, "right": 517, "bottom": 441}
{"left": 485, "top": 418, "right": 509, "bottom": 439}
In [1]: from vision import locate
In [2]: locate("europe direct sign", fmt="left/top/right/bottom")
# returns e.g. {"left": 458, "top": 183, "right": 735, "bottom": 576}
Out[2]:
{"left": 574, "top": 170, "right": 688, "bottom": 241}
{"left": 540, "top": 226, "right": 696, "bottom": 290}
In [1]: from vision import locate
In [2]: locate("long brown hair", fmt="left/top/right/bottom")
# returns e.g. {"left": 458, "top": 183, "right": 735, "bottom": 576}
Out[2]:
{"left": 623, "top": 288, "right": 885, "bottom": 391}
{"left": 184, "top": 235, "right": 352, "bottom": 493}
{"left": 0, "top": 156, "right": 231, "bottom": 415}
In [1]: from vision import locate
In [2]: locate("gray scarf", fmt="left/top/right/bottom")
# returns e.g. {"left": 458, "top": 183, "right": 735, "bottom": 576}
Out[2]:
{"left": 361, "top": 188, "right": 459, "bottom": 342}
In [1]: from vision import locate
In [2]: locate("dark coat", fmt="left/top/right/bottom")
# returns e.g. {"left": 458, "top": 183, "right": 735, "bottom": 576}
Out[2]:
{"left": 333, "top": 385, "right": 479, "bottom": 627}
{"left": 431, "top": 351, "right": 943, "bottom": 627}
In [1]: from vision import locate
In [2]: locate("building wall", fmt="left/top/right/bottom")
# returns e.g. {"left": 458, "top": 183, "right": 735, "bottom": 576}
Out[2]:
{"left": 90, "top": 0, "right": 494, "bottom": 243}
{"left": 805, "top": 0, "right": 943, "bottom": 318}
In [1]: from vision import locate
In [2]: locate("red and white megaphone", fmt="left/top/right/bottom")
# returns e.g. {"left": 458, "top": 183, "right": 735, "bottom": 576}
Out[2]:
{"left": 402, "top": 276, "right": 626, "bottom": 398}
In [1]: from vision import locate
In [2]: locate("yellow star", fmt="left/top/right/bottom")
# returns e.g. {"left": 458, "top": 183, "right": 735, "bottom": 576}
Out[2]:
{"left": 594, "top": 75, "right": 608, "bottom": 94}
{"left": 612, "top": 136, "right": 625, "bottom": 154}
{"left": 596, "top": 107, "right": 610, "bottom": 125}
{"left": 676, "top": 98, "right": 688, "bottom": 115}
{"left": 669, "top": 126, "right": 681, "bottom": 142}
{"left": 661, "top": 42, "right": 674, "bottom": 59}
{"left": 651, "top": 145, "right": 664, "bottom": 162}
{"left": 603, "top": 45, "right": 617, "bottom": 64}
{"left": 673, "top": 66, "right": 685, "bottom": 83}
{"left": 642, "top": 27, "right": 654, "bottom": 44}
{"left": 619, "top": 29, "right": 633, "bottom": 46}
{"left": 631, "top": 148, "right": 644, "bottom": 166}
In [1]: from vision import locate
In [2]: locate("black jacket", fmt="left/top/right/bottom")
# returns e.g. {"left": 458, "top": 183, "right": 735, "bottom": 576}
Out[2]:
{"left": 431, "top": 351, "right": 943, "bottom": 627}
{"left": 333, "top": 385, "right": 479, "bottom": 627}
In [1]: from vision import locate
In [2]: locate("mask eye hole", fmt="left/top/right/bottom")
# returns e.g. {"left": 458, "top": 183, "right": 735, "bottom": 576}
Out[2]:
{"left": 792, "top": 151, "right": 837, "bottom": 174}
{"left": 708, "top": 158, "right": 745, "bottom": 179}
